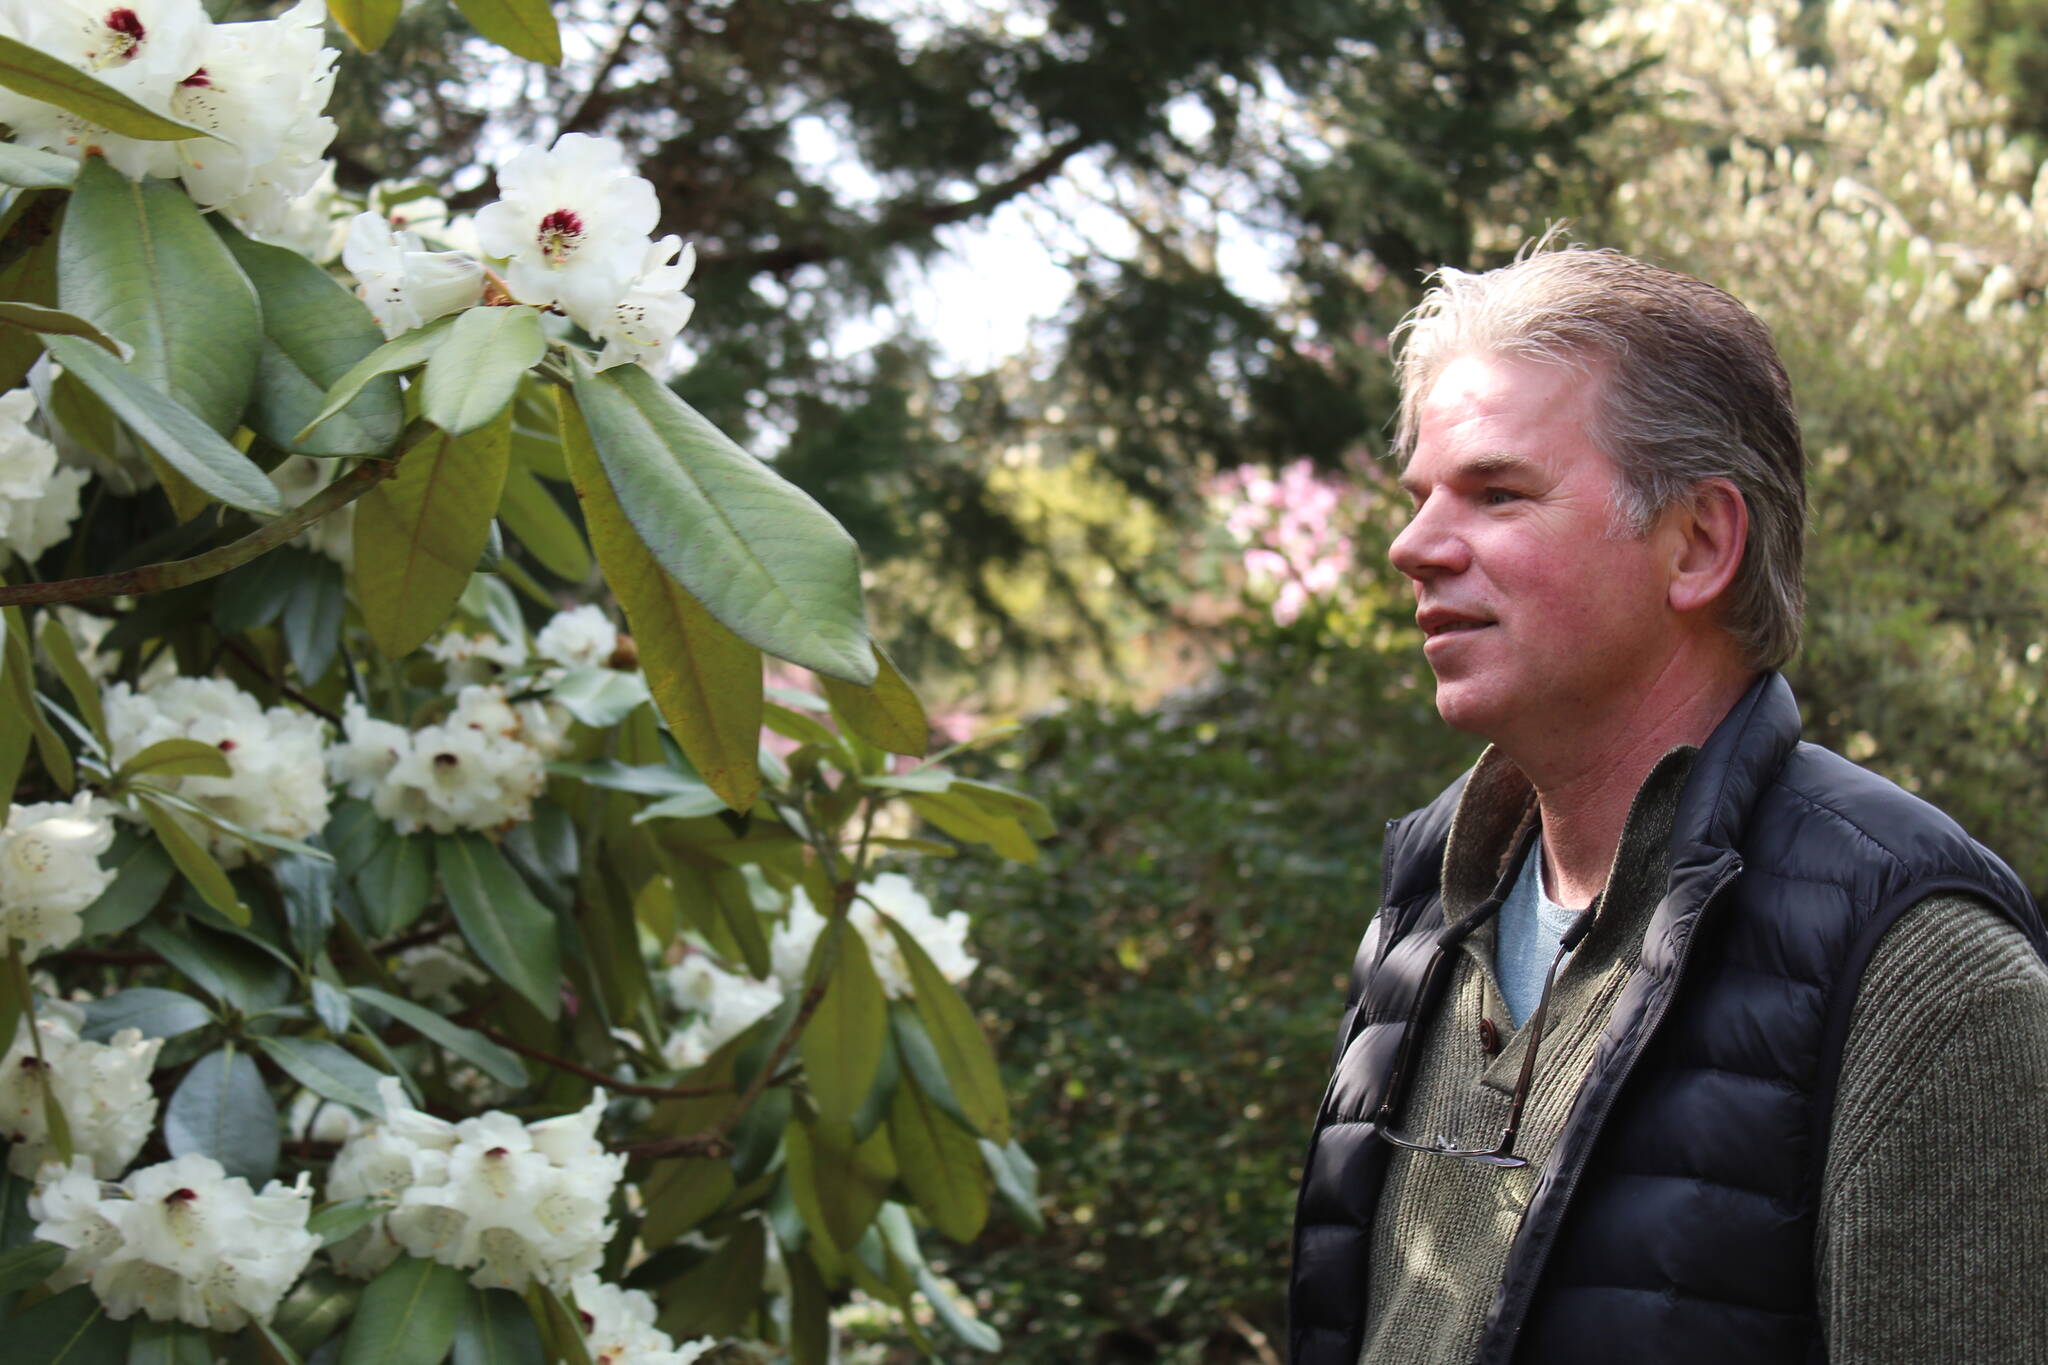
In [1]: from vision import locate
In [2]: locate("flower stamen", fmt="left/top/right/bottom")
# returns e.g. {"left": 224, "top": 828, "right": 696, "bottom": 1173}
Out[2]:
{"left": 535, "top": 209, "right": 585, "bottom": 265}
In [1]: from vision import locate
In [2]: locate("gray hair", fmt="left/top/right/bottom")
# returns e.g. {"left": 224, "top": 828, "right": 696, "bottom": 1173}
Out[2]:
{"left": 1391, "top": 242, "right": 1807, "bottom": 671}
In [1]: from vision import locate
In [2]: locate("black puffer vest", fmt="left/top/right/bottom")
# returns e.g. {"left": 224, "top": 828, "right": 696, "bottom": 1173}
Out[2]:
{"left": 1288, "top": 674, "right": 2045, "bottom": 1365}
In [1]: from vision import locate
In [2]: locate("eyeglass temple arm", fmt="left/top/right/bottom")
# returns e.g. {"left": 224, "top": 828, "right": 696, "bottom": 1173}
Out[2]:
{"left": 1496, "top": 905, "right": 1597, "bottom": 1153}
{"left": 1371, "top": 910, "right": 1494, "bottom": 1126}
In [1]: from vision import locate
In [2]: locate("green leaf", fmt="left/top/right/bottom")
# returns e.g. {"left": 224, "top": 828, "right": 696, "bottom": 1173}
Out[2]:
{"left": 653, "top": 1218, "right": 766, "bottom": 1340}
{"left": 13, "top": 1284, "right": 128, "bottom": 1364}
{"left": 544, "top": 759, "right": 705, "bottom": 799}
{"left": 786, "top": 1118, "right": 894, "bottom": 1254}
{"left": 421, "top": 305, "right": 545, "bottom": 437}
{"left": 340, "top": 1255, "right": 466, "bottom": 1365}
{"left": 35, "top": 613, "right": 104, "bottom": 747}
{"left": 250, "top": 1320, "right": 307, "bottom": 1365}
{"left": 138, "top": 796, "right": 246, "bottom": 925}
{"left": 0, "top": 301, "right": 123, "bottom": 357}
{"left": 215, "top": 222, "right": 404, "bottom": 456}
{"left": 42, "top": 334, "right": 280, "bottom": 517}
{"left": 907, "top": 789, "right": 1039, "bottom": 864}
{"left": 5, "top": 607, "right": 70, "bottom": 795}
{"left": 137, "top": 920, "right": 291, "bottom": 1013}
{"left": 916, "top": 1265, "right": 1000, "bottom": 1352}
{"left": 889, "top": 1070, "right": 989, "bottom": 1243}
{"left": 524, "top": 1282, "right": 594, "bottom": 1365}
{"left": 295, "top": 313, "right": 455, "bottom": 444}
{"left": 800, "top": 925, "right": 888, "bottom": 1124}
{"left": 164, "top": 1047, "right": 278, "bottom": 1183}
{"left": 280, "top": 551, "right": 346, "bottom": 684}
{"left": 0, "top": 1237, "right": 61, "bottom": 1297}
{"left": 453, "top": 1285, "right": 545, "bottom": 1365}
{"left": 947, "top": 778, "right": 1056, "bottom": 839}
{"left": 0, "top": 35, "right": 208, "bottom": 141}
{"left": 327, "top": 802, "right": 433, "bottom": 939}
{"left": 273, "top": 849, "right": 337, "bottom": 963}
{"left": 57, "top": 158, "right": 260, "bottom": 439}
{"left": 272, "top": 1269, "right": 362, "bottom": 1359}
{"left": 565, "top": 354, "right": 874, "bottom": 685}
{"left": 307, "top": 1198, "right": 383, "bottom": 1248}
{"left": 877, "top": 913, "right": 1010, "bottom": 1144}
{"left": 557, "top": 390, "right": 763, "bottom": 810}
{"left": 79, "top": 987, "right": 213, "bottom": 1044}
{"left": 436, "top": 834, "right": 561, "bottom": 1020}
{"left": 0, "top": 144, "right": 75, "bottom": 190}
{"left": 0, "top": 620, "right": 28, "bottom": 804}
{"left": 631, "top": 789, "right": 731, "bottom": 823}
{"left": 0, "top": 199, "right": 59, "bottom": 393}
{"left": 496, "top": 462, "right": 590, "bottom": 581}
{"left": 821, "top": 646, "right": 928, "bottom": 756}
{"left": 348, "top": 987, "right": 528, "bottom": 1089}
{"left": 126, "top": 1319, "right": 213, "bottom": 1365}
{"left": 329, "top": 0, "right": 403, "bottom": 50}
{"left": 980, "top": 1137, "right": 1044, "bottom": 1232}
{"left": 254, "top": 1036, "right": 388, "bottom": 1117}
{"left": 355, "top": 409, "right": 513, "bottom": 657}
{"left": 114, "top": 737, "right": 231, "bottom": 785}
{"left": 450, "top": 0, "right": 563, "bottom": 63}
{"left": 546, "top": 667, "right": 647, "bottom": 727}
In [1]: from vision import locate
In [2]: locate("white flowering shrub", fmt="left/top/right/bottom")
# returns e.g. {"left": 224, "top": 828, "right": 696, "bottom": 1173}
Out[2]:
{"left": 0, "top": 1, "right": 1043, "bottom": 1357}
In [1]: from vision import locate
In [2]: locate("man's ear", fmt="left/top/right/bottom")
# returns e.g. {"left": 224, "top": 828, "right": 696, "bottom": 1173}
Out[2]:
{"left": 1667, "top": 478, "right": 1747, "bottom": 616}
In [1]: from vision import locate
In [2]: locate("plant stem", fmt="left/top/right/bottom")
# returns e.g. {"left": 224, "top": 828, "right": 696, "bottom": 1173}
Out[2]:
{"left": 0, "top": 455, "right": 399, "bottom": 607}
{"left": 472, "top": 1023, "right": 742, "bottom": 1100}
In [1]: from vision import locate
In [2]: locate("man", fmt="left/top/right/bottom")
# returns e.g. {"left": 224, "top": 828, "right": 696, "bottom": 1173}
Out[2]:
{"left": 1287, "top": 245, "right": 2048, "bottom": 1365}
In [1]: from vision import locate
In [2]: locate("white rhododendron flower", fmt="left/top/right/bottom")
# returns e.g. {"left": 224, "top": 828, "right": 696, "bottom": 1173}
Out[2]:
{"left": 571, "top": 1273, "right": 715, "bottom": 1365}
{"left": 170, "top": 0, "right": 336, "bottom": 234}
{"left": 0, "top": 795, "right": 117, "bottom": 959}
{"left": 534, "top": 605, "right": 619, "bottom": 671}
{"left": 104, "top": 677, "right": 332, "bottom": 866}
{"left": 592, "top": 235, "right": 697, "bottom": 371}
{"left": 343, "top": 211, "right": 486, "bottom": 340}
{"left": 324, "top": 1077, "right": 458, "bottom": 1278}
{"left": 0, "top": 387, "right": 88, "bottom": 565}
{"left": 660, "top": 955, "right": 784, "bottom": 1072}
{"left": 474, "top": 134, "right": 659, "bottom": 333}
{"left": 0, "top": 1000, "right": 161, "bottom": 1178}
{"left": 771, "top": 872, "right": 977, "bottom": 1000}
{"left": 287, "top": 1090, "right": 364, "bottom": 1146}
{"left": 33, "top": 1153, "right": 320, "bottom": 1329}
{"left": 427, "top": 630, "right": 529, "bottom": 689}
{"left": 269, "top": 456, "right": 354, "bottom": 568}
{"left": 0, "top": 0, "right": 209, "bottom": 179}
{"left": 329, "top": 685, "right": 561, "bottom": 835}
{"left": 390, "top": 941, "right": 490, "bottom": 1010}
{"left": 381, "top": 1090, "right": 625, "bottom": 1292}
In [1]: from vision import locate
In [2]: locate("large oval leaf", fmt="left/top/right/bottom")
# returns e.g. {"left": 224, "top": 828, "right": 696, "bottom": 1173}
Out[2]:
{"left": 0, "top": 35, "right": 207, "bottom": 141}
{"left": 339, "top": 1256, "right": 465, "bottom": 1365}
{"left": 821, "top": 646, "right": 928, "bottom": 756}
{"left": 558, "top": 390, "right": 761, "bottom": 809}
{"left": 354, "top": 409, "right": 512, "bottom": 657}
{"left": 878, "top": 914, "right": 1010, "bottom": 1144}
{"left": 450, "top": 0, "right": 562, "bottom": 63}
{"left": 421, "top": 305, "right": 544, "bottom": 437}
{"left": 253, "top": 1036, "right": 389, "bottom": 1117}
{"left": 435, "top": 834, "right": 561, "bottom": 1020}
{"left": 43, "top": 334, "right": 281, "bottom": 517}
{"left": 348, "top": 986, "right": 528, "bottom": 1089}
{"left": 452, "top": 1285, "right": 545, "bottom": 1365}
{"left": 57, "top": 158, "right": 260, "bottom": 438}
{"left": 799, "top": 923, "right": 888, "bottom": 1123}
{"left": 0, "top": 144, "right": 75, "bottom": 190}
{"left": 164, "top": 1047, "right": 279, "bottom": 1183}
{"left": 330, "top": 0, "right": 404, "bottom": 52}
{"left": 214, "top": 223, "right": 403, "bottom": 456}
{"left": 13, "top": 1284, "right": 127, "bottom": 1364}
{"left": 496, "top": 462, "right": 590, "bottom": 581}
{"left": 566, "top": 354, "right": 874, "bottom": 685}
{"left": 889, "top": 1071, "right": 988, "bottom": 1243}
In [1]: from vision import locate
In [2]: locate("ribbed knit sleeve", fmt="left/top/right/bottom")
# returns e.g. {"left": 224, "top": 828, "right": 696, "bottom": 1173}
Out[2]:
{"left": 1816, "top": 894, "right": 2048, "bottom": 1363}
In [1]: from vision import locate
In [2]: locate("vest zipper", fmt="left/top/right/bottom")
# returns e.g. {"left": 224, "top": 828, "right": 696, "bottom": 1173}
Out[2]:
{"left": 1492, "top": 853, "right": 1744, "bottom": 1355}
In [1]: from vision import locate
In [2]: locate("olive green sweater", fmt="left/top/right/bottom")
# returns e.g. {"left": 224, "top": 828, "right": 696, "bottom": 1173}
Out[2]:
{"left": 1356, "top": 746, "right": 2048, "bottom": 1364}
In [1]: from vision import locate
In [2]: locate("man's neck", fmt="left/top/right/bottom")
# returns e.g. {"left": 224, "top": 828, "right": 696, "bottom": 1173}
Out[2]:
{"left": 1512, "top": 660, "right": 1757, "bottom": 908}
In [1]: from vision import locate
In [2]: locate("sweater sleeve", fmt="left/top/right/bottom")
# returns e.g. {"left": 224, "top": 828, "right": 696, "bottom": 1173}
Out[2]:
{"left": 1816, "top": 894, "right": 2048, "bottom": 1364}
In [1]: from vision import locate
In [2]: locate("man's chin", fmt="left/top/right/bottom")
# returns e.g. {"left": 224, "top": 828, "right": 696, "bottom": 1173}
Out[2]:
{"left": 1431, "top": 679, "right": 1504, "bottom": 737}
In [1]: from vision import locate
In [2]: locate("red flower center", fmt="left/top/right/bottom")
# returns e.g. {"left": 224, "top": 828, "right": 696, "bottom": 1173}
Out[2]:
{"left": 104, "top": 8, "right": 146, "bottom": 40}
{"left": 181, "top": 68, "right": 211, "bottom": 88}
{"left": 168, "top": 1187, "right": 198, "bottom": 1204}
{"left": 537, "top": 209, "right": 585, "bottom": 264}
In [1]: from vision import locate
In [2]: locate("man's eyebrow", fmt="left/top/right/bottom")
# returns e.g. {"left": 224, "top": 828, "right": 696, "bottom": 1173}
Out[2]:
{"left": 1399, "top": 451, "right": 1538, "bottom": 498}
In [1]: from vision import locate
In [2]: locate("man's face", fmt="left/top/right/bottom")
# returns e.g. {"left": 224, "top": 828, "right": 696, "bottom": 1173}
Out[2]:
{"left": 1389, "top": 351, "right": 1682, "bottom": 743}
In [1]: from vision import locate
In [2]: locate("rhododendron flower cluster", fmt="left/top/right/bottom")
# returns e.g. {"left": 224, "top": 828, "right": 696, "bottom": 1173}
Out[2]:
{"left": 32, "top": 1153, "right": 320, "bottom": 1329}
{"left": 104, "top": 676, "right": 332, "bottom": 866}
{"left": 0, "top": 794, "right": 117, "bottom": 958}
{"left": 535, "top": 604, "right": 620, "bottom": 671}
{"left": 0, "top": 387, "right": 87, "bottom": 566}
{"left": 328, "top": 685, "right": 568, "bottom": 835}
{"left": 571, "top": 1273, "right": 715, "bottom": 1365}
{"left": 660, "top": 954, "right": 785, "bottom": 1071}
{"left": 0, "top": 1000, "right": 161, "bottom": 1177}
{"left": 771, "top": 872, "right": 978, "bottom": 1000}
{"left": 342, "top": 209, "right": 487, "bottom": 340}
{"left": 0, "top": 0, "right": 338, "bottom": 238}
{"left": 1209, "top": 459, "right": 1367, "bottom": 627}
{"left": 328, "top": 1079, "right": 624, "bottom": 1292}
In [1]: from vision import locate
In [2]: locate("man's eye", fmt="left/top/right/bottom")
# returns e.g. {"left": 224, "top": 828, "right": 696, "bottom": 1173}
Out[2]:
{"left": 1483, "top": 488, "right": 1521, "bottom": 506}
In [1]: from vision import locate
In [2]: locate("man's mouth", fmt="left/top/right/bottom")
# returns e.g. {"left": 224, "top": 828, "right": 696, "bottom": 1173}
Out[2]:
{"left": 1417, "top": 610, "right": 1495, "bottom": 638}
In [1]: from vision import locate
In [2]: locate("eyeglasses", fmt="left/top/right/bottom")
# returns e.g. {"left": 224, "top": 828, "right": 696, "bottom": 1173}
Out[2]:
{"left": 1372, "top": 895, "right": 1596, "bottom": 1168}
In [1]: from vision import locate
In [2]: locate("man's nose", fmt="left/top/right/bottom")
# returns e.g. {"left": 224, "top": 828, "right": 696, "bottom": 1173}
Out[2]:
{"left": 1388, "top": 496, "right": 1468, "bottom": 581}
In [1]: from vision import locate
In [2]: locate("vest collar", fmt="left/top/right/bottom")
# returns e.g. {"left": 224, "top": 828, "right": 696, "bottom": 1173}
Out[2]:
{"left": 1670, "top": 670, "right": 1801, "bottom": 868}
